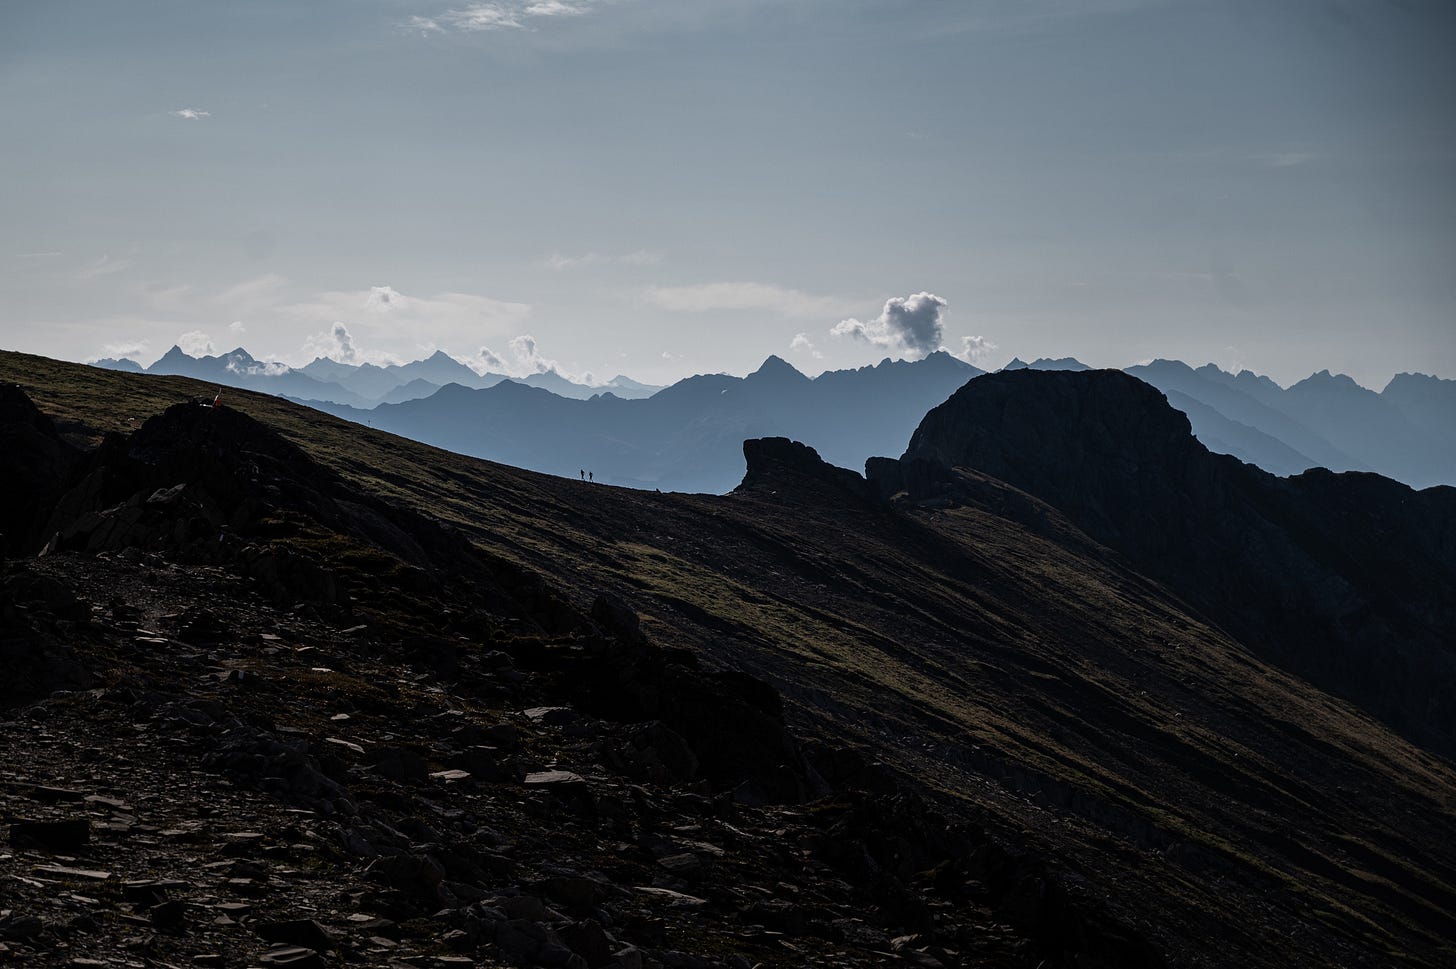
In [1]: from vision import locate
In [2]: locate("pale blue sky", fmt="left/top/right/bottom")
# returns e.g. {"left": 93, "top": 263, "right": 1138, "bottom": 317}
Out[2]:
{"left": 2, "top": 0, "right": 1452, "bottom": 387}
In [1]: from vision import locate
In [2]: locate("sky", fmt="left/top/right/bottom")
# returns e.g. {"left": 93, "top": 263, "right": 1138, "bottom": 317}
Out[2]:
{"left": 2, "top": 0, "right": 1453, "bottom": 389}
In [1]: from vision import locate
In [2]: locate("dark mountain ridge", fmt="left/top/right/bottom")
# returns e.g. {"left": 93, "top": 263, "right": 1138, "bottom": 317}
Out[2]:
{"left": 5, "top": 349, "right": 1455, "bottom": 968}
{"left": 873, "top": 367, "right": 1456, "bottom": 757}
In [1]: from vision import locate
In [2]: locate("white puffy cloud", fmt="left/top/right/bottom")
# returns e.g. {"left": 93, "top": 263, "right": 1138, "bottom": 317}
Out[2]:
{"left": 177, "top": 330, "right": 215, "bottom": 356}
{"left": 92, "top": 341, "right": 148, "bottom": 363}
{"left": 474, "top": 346, "right": 507, "bottom": 372}
{"left": 171, "top": 108, "right": 211, "bottom": 120}
{"left": 643, "top": 281, "right": 859, "bottom": 319}
{"left": 228, "top": 320, "right": 247, "bottom": 336}
{"left": 831, "top": 292, "right": 947, "bottom": 359}
{"left": 301, "top": 321, "right": 380, "bottom": 365}
{"left": 228, "top": 357, "right": 289, "bottom": 376}
{"left": 509, "top": 333, "right": 560, "bottom": 374}
{"left": 790, "top": 332, "right": 823, "bottom": 359}
{"left": 958, "top": 334, "right": 997, "bottom": 364}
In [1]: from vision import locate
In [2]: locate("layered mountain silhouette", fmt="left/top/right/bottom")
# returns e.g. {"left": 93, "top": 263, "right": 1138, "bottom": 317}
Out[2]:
{"left": 5, "top": 347, "right": 1455, "bottom": 968}
{"left": 93, "top": 345, "right": 664, "bottom": 408}
{"left": 92, "top": 346, "right": 1454, "bottom": 491}
{"left": 305, "top": 351, "right": 985, "bottom": 492}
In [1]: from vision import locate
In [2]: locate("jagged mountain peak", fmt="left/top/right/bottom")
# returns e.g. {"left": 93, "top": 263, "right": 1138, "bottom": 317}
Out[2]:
{"left": 748, "top": 354, "right": 808, "bottom": 381}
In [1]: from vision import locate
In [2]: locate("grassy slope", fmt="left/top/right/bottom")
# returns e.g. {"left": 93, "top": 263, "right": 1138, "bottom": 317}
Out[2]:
{"left": 7, "top": 350, "right": 1456, "bottom": 968}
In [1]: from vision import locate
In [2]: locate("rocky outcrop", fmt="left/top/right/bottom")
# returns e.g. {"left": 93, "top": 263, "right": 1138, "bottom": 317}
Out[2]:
{"left": 883, "top": 368, "right": 1456, "bottom": 757}
{"left": 735, "top": 437, "right": 866, "bottom": 498}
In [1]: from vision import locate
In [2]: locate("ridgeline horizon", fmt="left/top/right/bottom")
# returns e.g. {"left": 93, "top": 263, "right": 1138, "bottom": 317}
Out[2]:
{"left": 80, "top": 342, "right": 1456, "bottom": 494}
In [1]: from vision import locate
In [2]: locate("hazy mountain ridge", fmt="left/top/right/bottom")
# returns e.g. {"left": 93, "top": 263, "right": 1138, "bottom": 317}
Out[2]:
{"left": 302, "top": 351, "right": 986, "bottom": 493}
{"left": 91, "top": 346, "right": 1455, "bottom": 490}
{"left": 94, "top": 345, "right": 664, "bottom": 407}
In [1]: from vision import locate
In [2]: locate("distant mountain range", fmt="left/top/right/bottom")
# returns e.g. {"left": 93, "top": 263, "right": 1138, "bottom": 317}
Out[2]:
{"left": 92, "top": 346, "right": 664, "bottom": 407}
{"left": 91, "top": 346, "right": 1456, "bottom": 492}
{"left": 305, "top": 351, "right": 987, "bottom": 493}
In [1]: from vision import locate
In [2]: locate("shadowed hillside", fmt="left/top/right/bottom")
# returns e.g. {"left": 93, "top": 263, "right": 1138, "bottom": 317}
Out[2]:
{"left": 3, "top": 349, "right": 1455, "bottom": 969}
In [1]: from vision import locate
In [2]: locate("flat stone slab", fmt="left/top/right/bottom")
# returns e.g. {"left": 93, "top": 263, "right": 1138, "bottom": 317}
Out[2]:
{"left": 524, "top": 770, "right": 586, "bottom": 787}
{"left": 33, "top": 865, "right": 113, "bottom": 881}
{"left": 632, "top": 886, "right": 707, "bottom": 906}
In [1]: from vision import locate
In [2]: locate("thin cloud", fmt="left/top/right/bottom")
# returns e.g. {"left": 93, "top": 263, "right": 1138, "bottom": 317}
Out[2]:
{"left": 543, "top": 252, "right": 603, "bottom": 271}
{"left": 412, "top": 0, "right": 601, "bottom": 33}
{"left": 215, "top": 272, "right": 288, "bottom": 310}
{"left": 542, "top": 250, "right": 663, "bottom": 270}
{"left": 1260, "top": 152, "right": 1316, "bottom": 168}
{"left": 76, "top": 254, "right": 135, "bottom": 280}
{"left": 619, "top": 249, "right": 663, "bottom": 266}
{"left": 643, "top": 281, "right": 860, "bottom": 319}
{"left": 285, "top": 285, "right": 531, "bottom": 354}
{"left": 170, "top": 108, "right": 211, "bottom": 120}
{"left": 140, "top": 282, "right": 194, "bottom": 311}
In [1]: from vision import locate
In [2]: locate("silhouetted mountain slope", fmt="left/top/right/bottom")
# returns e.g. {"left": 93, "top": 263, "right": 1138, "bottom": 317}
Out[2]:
{"left": 1003, "top": 356, "right": 1090, "bottom": 371}
{"left": 1178, "top": 364, "right": 1452, "bottom": 487}
{"left": 1383, "top": 372, "right": 1456, "bottom": 441}
{"left": 1278, "top": 370, "right": 1452, "bottom": 488}
{"left": 884, "top": 367, "right": 1456, "bottom": 758}
{"left": 308, "top": 351, "right": 983, "bottom": 493}
{"left": 1159, "top": 388, "right": 1317, "bottom": 476}
{"left": 6, "top": 349, "right": 1456, "bottom": 968}
{"left": 90, "top": 356, "right": 144, "bottom": 373}
{"left": 374, "top": 376, "right": 441, "bottom": 405}
{"left": 1126, "top": 360, "right": 1364, "bottom": 473}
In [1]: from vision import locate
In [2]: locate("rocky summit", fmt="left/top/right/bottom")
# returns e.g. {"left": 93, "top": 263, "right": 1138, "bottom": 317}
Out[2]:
{"left": 2, "top": 349, "right": 1455, "bottom": 969}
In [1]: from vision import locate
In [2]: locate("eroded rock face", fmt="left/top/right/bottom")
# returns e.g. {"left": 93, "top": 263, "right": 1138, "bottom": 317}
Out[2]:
{"left": 736, "top": 437, "right": 866, "bottom": 499}
{"left": 890, "top": 368, "right": 1456, "bottom": 757}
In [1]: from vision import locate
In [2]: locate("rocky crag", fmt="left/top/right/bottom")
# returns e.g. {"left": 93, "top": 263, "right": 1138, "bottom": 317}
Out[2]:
{"left": 871, "top": 368, "right": 1456, "bottom": 757}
